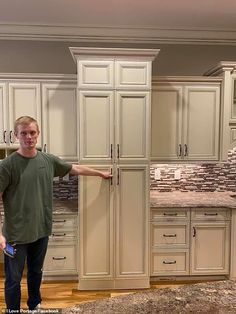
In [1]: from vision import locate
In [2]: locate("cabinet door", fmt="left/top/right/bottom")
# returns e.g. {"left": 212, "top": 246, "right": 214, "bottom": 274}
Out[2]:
{"left": 191, "top": 222, "right": 230, "bottom": 275}
{"left": 115, "top": 165, "right": 149, "bottom": 287}
{"left": 0, "top": 83, "right": 7, "bottom": 147}
{"left": 8, "top": 82, "right": 41, "bottom": 147}
{"left": 42, "top": 83, "right": 77, "bottom": 161}
{"left": 79, "top": 166, "right": 114, "bottom": 288}
{"left": 116, "top": 91, "right": 150, "bottom": 162}
{"left": 79, "top": 90, "right": 114, "bottom": 163}
{"left": 115, "top": 61, "right": 151, "bottom": 90}
{"left": 151, "top": 85, "right": 183, "bottom": 161}
{"left": 183, "top": 85, "right": 220, "bottom": 160}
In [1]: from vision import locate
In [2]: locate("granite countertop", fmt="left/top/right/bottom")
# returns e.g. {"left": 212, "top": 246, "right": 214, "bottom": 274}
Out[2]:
{"left": 62, "top": 280, "right": 236, "bottom": 313}
{"left": 150, "top": 191, "right": 236, "bottom": 208}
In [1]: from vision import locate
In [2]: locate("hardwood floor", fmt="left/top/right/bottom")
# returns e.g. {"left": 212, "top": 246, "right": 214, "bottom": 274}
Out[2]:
{"left": 0, "top": 263, "right": 199, "bottom": 310}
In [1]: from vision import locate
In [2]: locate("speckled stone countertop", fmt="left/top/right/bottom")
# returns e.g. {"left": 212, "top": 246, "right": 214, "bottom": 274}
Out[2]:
{"left": 150, "top": 191, "right": 236, "bottom": 208}
{"left": 62, "top": 280, "right": 236, "bottom": 314}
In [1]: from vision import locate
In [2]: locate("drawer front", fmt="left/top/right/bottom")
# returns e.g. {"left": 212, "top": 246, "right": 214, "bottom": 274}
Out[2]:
{"left": 151, "top": 208, "right": 190, "bottom": 221}
{"left": 151, "top": 223, "right": 189, "bottom": 248}
{"left": 191, "top": 208, "right": 231, "bottom": 221}
{"left": 151, "top": 250, "right": 189, "bottom": 276}
{"left": 52, "top": 216, "right": 77, "bottom": 231}
{"left": 44, "top": 245, "right": 77, "bottom": 271}
{"left": 50, "top": 232, "right": 76, "bottom": 242}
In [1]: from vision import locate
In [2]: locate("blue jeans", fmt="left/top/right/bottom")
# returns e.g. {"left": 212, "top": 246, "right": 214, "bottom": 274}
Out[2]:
{"left": 4, "top": 236, "right": 49, "bottom": 311}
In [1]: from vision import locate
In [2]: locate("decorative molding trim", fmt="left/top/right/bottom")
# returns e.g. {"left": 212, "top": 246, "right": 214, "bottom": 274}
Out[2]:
{"left": 204, "top": 61, "right": 236, "bottom": 76}
{"left": 0, "top": 73, "right": 77, "bottom": 81}
{"left": 1, "top": 23, "right": 236, "bottom": 45}
{"left": 152, "top": 76, "right": 223, "bottom": 84}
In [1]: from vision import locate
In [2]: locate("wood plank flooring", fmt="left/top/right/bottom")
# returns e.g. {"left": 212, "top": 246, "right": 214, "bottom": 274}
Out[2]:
{"left": 0, "top": 263, "right": 201, "bottom": 310}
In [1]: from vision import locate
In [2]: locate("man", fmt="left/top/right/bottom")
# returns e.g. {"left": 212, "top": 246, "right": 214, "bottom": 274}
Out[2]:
{"left": 0, "top": 116, "right": 112, "bottom": 311}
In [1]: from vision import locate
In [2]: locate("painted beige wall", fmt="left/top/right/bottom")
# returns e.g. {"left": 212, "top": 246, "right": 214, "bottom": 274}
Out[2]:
{"left": 1, "top": 40, "right": 236, "bottom": 75}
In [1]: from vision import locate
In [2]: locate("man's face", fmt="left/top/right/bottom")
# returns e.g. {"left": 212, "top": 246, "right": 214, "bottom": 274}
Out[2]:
{"left": 15, "top": 122, "right": 39, "bottom": 150}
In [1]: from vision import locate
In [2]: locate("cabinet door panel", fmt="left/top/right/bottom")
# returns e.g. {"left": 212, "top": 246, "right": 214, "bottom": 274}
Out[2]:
{"left": 151, "top": 86, "right": 182, "bottom": 160}
{"left": 115, "top": 165, "right": 149, "bottom": 278}
{"left": 116, "top": 92, "right": 150, "bottom": 162}
{"left": 79, "top": 91, "right": 114, "bottom": 163}
{"left": 191, "top": 222, "right": 230, "bottom": 274}
{"left": 78, "top": 60, "right": 114, "bottom": 89}
{"left": 8, "top": 83, "right": 41, "bottom": 147}
{"left": 42, "top": 84, "right": 77, "bottom": 160}
{"left": 116, "top": 61, "right": 150, "bottom": 89}
{"left": 183, "top": 86, "right": 220, "bottom": 160}
{"left": 79, "top": 166, "right": 113, "bottom": 279}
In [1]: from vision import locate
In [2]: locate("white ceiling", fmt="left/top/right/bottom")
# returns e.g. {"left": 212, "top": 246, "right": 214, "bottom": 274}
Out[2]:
{"left": 0, "top": 0, "right": 236, "bottom": 44}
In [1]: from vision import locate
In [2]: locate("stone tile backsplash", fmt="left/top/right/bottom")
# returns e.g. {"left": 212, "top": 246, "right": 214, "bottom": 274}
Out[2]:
{"left": 53, "top": 175, "right": 78, "bottom": 200}
{"left": 150, "top": 148, "right": 236, "bottom": 192}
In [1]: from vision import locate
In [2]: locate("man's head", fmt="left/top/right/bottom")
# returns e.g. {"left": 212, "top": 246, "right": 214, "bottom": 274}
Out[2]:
{"left": 14, "top": 116, "right": 40, "bottom": 151}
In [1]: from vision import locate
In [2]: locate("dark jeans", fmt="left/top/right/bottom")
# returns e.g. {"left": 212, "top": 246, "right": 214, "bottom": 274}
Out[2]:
{"left": 4, "top": 236, "right": 49, "bottom": 311}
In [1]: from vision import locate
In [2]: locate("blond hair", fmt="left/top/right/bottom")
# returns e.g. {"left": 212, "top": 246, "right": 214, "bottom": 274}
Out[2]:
{"left": 14, "top": 116, "right": 39, "bottom": 134}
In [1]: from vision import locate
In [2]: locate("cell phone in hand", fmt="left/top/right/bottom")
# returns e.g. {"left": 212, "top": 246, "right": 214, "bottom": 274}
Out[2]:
{"left": 3, "top": 243, "right": 16, "bottom": 258}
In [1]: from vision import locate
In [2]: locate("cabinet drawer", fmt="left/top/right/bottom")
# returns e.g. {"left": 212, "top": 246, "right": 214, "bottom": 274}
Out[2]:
{"left": 191, "top": 208, "right": 231, "bottom": 221}
{"left": 50, "top": 232, "right": 76, "bottom": 242}
{"left": 151, "top": 208, "right": 190, "bottom": 221}
{"left": 151, "top": 223, "right": 189, "bottom": 248}
{"left": 115, "top": 61, "right": 151, "bottom": 89}
{"left": 52, "top": 216, "right": 77, "bottom": 231}
{"left": 43, "top": 245, "right": 77, "bottom": 272}
{"left": 151, "top": 250, "right": 189, "bottom": 276}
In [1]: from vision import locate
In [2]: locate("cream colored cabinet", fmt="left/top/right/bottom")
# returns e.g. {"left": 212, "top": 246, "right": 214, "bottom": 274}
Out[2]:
{"left": 151, "top": 80, "right": 221, "bottom": 161}
{"left": 42, "top": 83, "right": 77, "bottom": 161}
{"left": 190, "top": 208, "right": 231, "bottom": 275}
{"left": 43, "top": 214, "right": 78, "bottom": 280}
{"left": 79, "top": 164, "right": 149, "bottom": 289}
{"left": 150, "top": 208, "right": 190, "bottom": 276}
{"left": 0, "top": 81, "right": 41, "bottom": 152}
{"left": 70, "top": 47, "right": 159, "bottom": 290}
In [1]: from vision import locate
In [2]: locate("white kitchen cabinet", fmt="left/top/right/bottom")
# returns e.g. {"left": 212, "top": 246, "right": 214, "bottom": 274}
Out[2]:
{"left": 0, "top": 81, "right": 41, "bottom": 151}
{"left": 190, "top": 208, "right": 231, "bottom": 275}
{"left": 79, "top": 164, "right": 150, "bottom": 289}
{"left": 43, "top": 214, "right": 78, "bottom": 280}
{"left": 151, "top": 80, "right": 221, "bottom": 161}
{"left": 42, "top": 83, "right": 77, "bottom": 161}
{"left": 150, "top": 208, "right": 190, "bottom": 276}
{"left": 71, "top": 47, "right": 159, "bottom": 290}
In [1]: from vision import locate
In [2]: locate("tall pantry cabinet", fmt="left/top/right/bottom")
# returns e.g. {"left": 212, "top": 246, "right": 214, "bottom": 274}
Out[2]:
{"left": 70, "top": 48, "right": 159, "bottom": 289}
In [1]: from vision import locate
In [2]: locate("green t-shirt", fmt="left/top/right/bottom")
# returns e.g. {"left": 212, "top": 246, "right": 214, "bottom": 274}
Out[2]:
{"left": 0, "top": 151, "right": 72, "bottom": 244}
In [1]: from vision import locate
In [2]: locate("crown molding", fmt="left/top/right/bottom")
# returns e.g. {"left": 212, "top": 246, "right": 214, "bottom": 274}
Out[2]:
{"left": 1, "top": 23, "right": 236, "bottom": 45}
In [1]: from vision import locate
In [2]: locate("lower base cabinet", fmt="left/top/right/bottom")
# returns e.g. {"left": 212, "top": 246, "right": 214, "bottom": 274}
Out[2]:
{"left": 43, "top": 214, "right": 78, "bottom": 280}
{"left": 150, "top": 207, "right": 231, "bottom": 278}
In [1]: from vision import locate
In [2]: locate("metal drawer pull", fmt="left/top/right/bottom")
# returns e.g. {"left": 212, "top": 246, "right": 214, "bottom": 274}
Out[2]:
{"left": 3, "top": 130, "right": 7, "bottom": 143}
{"left": 163, "top": 213, "right": 178, "bottom": 216}
{"left": 53, "top": 257, "right": 66, "bottom": 260}
{"left": 178, "top": 144, "right": 182, "bottom": 157}
{"left": 204, "top": 213, "right": 218, "bottom": 216}
{"left": 52, "top": 220, "right": 66, "bottom": 223}
{"left": 163, "top": 234, "right": 177, "bottom": 237}
{"left": 163, "top": 260, "right": 176, "bottom": 264}
{"left": 52, "top": 233, "right": 66, "bottom": 237}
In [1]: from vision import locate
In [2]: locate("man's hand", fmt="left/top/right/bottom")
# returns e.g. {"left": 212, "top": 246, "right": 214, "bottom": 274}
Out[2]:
{"left": 0, "top": 234, "right": 6, "bottom": 251}
{"left": 99, "top": 171, "right": 113, "bottom": 179}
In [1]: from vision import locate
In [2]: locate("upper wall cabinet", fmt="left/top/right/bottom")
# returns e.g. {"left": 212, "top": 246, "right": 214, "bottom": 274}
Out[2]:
{"left": 151, "top": 79, "right": 221, "bottom": 161}
{"left": 0, "top": 81, "right": 41, "bottom": 149}
{"left": 42, "top": 82, "right": 77, "bottom": 161}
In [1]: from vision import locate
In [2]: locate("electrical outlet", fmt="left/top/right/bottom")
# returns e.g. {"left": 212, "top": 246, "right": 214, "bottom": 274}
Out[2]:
{"left": 154, "top": 169, "right": 161, "bottom": 180}
{"left": 174, "top": 169, "right": 181, "bottom": 180}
